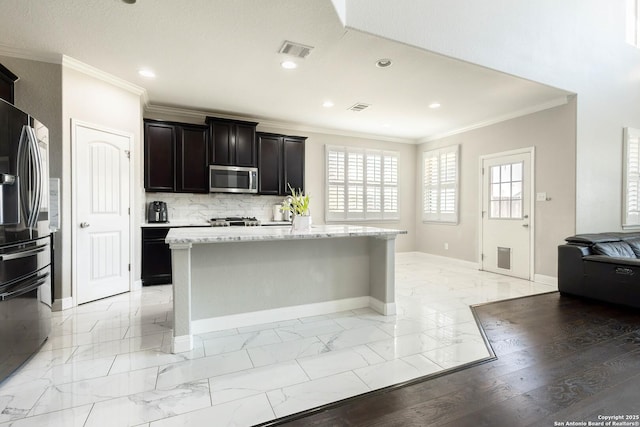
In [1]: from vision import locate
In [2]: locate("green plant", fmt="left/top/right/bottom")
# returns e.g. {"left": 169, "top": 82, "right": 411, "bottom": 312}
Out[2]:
{"left": 281, "top": 184, "right": 310, "bottom": 216}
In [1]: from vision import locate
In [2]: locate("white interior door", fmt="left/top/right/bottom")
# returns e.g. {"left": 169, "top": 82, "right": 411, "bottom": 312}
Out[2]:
{"left": 74, "top": 122, "right": 131, "bottom": 304}
{"left": 481, "top": 150, "right": 533, "bottom": 280}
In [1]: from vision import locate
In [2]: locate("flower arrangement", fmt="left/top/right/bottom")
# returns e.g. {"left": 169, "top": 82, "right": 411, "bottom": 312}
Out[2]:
{"left": 281, "top": 184, "right": 310, "bottom": 217}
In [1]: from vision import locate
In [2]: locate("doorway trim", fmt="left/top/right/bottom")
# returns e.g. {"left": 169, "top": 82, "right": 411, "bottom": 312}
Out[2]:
{"left": 71, "top": 119, "right": 135, "bottom": 307}
{"left": 478, "top": 147, "right": 535, "bottom": 280}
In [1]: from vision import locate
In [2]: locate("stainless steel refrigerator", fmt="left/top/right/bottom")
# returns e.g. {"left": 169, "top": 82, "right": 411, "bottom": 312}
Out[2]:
{"left": 0, "top": 98, "right": 51, "bottom": 383}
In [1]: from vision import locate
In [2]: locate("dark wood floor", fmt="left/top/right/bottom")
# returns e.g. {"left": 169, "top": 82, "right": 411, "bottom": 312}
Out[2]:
{"left": 268, "top": 292, "right": 640, "bottom": 427}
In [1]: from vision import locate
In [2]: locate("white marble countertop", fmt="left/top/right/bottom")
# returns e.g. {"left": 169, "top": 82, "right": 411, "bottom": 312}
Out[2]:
{"left": 142, "top": 220, "right": 210, "bottom": 228}
{"left": 165, "top": 224, "right": 407, "bottom": 245}
{"left": 142, "top": 220, "right": 292, "bottom": 228}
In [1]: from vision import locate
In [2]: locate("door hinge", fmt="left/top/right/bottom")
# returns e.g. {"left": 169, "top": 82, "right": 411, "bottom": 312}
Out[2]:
{"left": 128, "top": 207, "right": 130, "bottom": 215}
{"left": 481, "top": 253, "right": 485, "bottom": 260}
{"left": 125, "top": 150, "right": 130, "bottom": 159}
{"left": 128, "top": 263, "right": 131, "bottom": 271}
{"left": 482, "top": 167, "right": 485, "bottom": 175}
{"left": 482, "top": 211, "right": 486, "bottom": 218}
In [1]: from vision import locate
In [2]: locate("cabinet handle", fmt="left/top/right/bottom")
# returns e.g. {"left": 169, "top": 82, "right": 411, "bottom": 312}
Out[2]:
{"left": 80, "top": 222, "right": 90, "bottom": 228}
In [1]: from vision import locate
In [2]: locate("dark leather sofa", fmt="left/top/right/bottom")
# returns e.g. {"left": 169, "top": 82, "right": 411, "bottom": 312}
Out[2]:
{"left": 558, "top": 232, "right": 640, "bottom": 308}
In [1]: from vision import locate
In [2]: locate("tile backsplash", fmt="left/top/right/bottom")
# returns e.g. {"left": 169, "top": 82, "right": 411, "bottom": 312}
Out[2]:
{"left": 145, "top": 193, "right": 286, "bottom": 223}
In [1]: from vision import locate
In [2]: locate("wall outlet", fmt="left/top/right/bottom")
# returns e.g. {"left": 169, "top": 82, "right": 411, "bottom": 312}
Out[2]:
{"left": 444, "top": 243, "right": 449, "bottom": 250}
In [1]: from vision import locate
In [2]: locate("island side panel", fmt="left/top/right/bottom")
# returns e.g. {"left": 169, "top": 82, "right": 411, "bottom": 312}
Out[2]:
{"left": 369, "top": 235, "right": 397, "bottom": 315}
{"left": 169, "top": 242, "right": 193, "bottom": 353}
{"left": 189, "top": 237, "right": 371, "bottom": 321}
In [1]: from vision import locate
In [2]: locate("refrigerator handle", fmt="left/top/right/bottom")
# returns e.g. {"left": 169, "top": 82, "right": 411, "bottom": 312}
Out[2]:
{"left": 17, "top": 125, "right": 29, "bottom": 225}
{"left": 26, "top": 126, "right": 43, "bottom": 229}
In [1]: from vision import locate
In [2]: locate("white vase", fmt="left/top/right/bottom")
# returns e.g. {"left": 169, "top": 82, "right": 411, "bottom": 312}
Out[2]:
{"left": 292, "top": 215, "right": 312, "bottom": 231}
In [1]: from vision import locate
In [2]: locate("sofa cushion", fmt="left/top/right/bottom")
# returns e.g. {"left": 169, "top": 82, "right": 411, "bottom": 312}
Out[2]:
{"left": 566, "top": 233, "right": 620, "bottom": 244}
{"left": 624, "top": 237, "right": 640, "bottom": 257}
{"left": 593, "top": 241, "right": 636, "bottom": 258}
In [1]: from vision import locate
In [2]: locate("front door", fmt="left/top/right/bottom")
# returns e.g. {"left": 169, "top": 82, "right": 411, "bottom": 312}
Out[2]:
{"left": 74, "top": 121, "right": 131, "bottom": 304}
{"left": 481, "top": 149, "right": 533, "bottom": 280}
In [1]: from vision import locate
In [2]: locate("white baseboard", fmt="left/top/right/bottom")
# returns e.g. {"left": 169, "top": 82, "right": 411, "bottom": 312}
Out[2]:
{"left": 369, "top": 297, "right": 396, "bottom": 315}
{"left": 172, "top": 335, "right": 193, "bottom": 353}
{"left": 52, "top": 297, "right": 74, "bottom": 312}
{"left": 132, "top": 279, "right": 142, "bottom": 291}
{"left": 192, "top": 296, "right": 381, "bottom": 334}
{"left": 533, "top": 274, "right": 558, "bottom": 287}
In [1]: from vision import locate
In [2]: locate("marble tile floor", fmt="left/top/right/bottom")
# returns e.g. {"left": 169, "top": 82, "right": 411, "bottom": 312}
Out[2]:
{"left": 0, "top": 252, "right": 556, "bottom": 427}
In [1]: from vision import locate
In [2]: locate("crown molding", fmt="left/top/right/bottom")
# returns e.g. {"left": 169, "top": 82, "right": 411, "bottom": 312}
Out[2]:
{"left": 62, "top": 56, "right": 148, "bottom": 100}
{"left": 0, "top": 44, "right": 62, "bottom": 64}
{"left": 0, "top": 46, "right": 148, "bottom": 102}
{"left": 145, "top": 104, "right": 414, "bottom": 144}
{"left": 417, "top": 96, "right": 570, "bottom": 144}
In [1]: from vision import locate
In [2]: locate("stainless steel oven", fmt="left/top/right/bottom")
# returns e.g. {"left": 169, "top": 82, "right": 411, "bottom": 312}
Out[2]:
{"left": 209, "top": 165, "right": 258, "bottom": 194}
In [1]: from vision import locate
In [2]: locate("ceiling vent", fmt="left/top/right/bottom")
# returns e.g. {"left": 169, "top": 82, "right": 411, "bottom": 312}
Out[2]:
{"left": 348, "top": 103, "right": 371, "bottom": 112}
{"left": 278, "top": 40, "right": 314, "bottom": 59}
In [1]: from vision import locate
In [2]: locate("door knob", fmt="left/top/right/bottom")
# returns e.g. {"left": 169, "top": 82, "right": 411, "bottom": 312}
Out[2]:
{"left": 522, "top": 223, "right": 529, "bottom": 228}
{"left": 80, "top": 222, "right": 90, "bottom": 228}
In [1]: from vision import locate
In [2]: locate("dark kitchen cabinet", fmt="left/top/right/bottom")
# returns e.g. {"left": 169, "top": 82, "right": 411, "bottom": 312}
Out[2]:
{"left": 144, "top": 121, "right": 175, "bottom": 192}
{"left": 257, "top": 132, "right": 306, "bottom": 196}
{"left": 144, "top": 119, "right": 208, "bottom": 193}
{"left": 206, "top": 117, "right": 258, "bottom": 167}
{"left": 0, "top": 63, "right": 18, "bottom": 104}
{"left": 176, "top": 125, "right": 208, "bottom": 193}
{"left": 141, "top": 227, "right": 172, "bottom": 285}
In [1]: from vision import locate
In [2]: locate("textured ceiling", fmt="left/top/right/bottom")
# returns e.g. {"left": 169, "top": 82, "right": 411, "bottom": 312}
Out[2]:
{"left": 0, "top": 0, "right": 571, "bottom": 141}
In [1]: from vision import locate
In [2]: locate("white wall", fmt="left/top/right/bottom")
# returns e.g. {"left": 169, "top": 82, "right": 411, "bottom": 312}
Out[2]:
{"left": 415, "top": 100, "right": 576, "bottom": 277}
{"left": 62, "top": 66, "right": 143, "bottom": 300}
{"left": 341, "top": 0, "right": 640, "bottom": 234}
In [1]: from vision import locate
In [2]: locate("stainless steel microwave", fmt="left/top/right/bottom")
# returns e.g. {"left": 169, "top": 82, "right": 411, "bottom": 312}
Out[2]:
{"left": 209, "top": 165, "right": 258, "bottom": 193}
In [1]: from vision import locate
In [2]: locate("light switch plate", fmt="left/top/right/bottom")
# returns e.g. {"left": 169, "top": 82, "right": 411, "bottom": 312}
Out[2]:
{"left": 536, "top": 192, "right": 547, "bottom": 202}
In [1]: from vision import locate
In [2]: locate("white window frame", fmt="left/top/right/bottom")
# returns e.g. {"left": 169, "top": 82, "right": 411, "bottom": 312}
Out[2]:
{"left": 325, "top": 145, "right": 400, "bottom": 222}
{"left": 623, "top": 127, "right": 640, "bottom": 228}
{"left": 422, "top": 145, "right": 459, "bottom": 224}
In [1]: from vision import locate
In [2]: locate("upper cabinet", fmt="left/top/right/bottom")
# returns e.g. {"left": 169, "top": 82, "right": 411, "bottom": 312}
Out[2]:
{"left": 144, "top": 119, "right": 208, "bottom": 193}
{"left": 257, "top": 132, "right": 306, "bottom": 196}
{"left": 144, "top": 121, "right": 175, "bottom": 192}
{"left": 176, "top": 124, "right": 208, "bottom": 193}
{"left": 0, "top": 63, "right": 18, "bottom": 104}
{"left": 206, "top": 117, "right": 258, "bottom": 167}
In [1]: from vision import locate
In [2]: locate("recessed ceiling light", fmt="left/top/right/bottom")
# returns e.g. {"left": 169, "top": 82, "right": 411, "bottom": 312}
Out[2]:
{"left": 376, "top": 58, "right": 393, "bottom": 68}
{"left": 429, "top": 102, "right": 441, "bottom": 109}
{"left": 322, "top": 101, "right": 334, "bottom": 108}
{"left": 281, "top": 61, "right": 298, "bottom": 70}
{"left": 138, "top": 69, "right": 156, "bottom": 78}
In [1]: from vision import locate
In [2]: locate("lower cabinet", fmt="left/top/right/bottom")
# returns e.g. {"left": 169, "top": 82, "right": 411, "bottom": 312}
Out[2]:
{"left": 141, "top": 227, "right": 172, "bottom": 286}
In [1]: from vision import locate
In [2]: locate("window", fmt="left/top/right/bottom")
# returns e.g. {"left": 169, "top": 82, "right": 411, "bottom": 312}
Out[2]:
{"left": 489, "top": 162, "right": 523, "bottom": 219}
{"left": 422, "top": 145, "right": 459, "bottom": 223}
{"left": 326, "top": 145, "right": 399, "bottom": 221}
{"left": 624, "top": 127, "right": 640, "bottom": 227}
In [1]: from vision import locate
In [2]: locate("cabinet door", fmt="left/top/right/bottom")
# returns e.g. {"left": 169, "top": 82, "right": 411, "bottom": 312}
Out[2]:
{"left": 257, "top": 134, "right": 281, "bottom": 195}
{"left": 282, "top": 137, "right": 306, "bottom": 195}
{"left": 209, "top": 121, "right": 233, "bottom": 165}
{"left": 141, "top": 228, "right": 172, "bottom": 285}
{"left": 144, "top": 122, "right": 175, "bottom": 191}
{"left": 176, "top": 125, "right": 208, "bottom": 193}
{"left": 235, "top": 124, "right": 257, "bottom": 167}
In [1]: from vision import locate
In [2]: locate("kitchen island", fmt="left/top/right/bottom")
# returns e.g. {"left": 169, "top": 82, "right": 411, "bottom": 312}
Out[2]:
{"left": 166, "top": 225, "right": 406, "bottom": 353}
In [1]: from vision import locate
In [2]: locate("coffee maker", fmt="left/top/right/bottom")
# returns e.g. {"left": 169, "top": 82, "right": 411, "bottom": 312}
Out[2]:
{"left": 147, "top": 201, "right": 168, "bottom": 223}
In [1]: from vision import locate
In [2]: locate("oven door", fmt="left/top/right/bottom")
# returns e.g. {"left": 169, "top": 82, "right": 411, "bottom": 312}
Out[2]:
{"left": 0, "top": 236, "right": 51, "bottom": 382}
